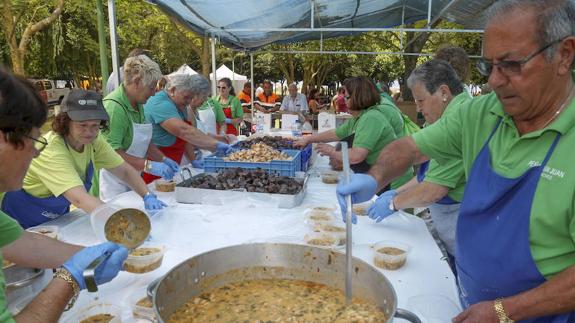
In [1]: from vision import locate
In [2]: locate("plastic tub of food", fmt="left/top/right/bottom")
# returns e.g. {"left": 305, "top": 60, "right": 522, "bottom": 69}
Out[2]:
{"left": 321, "top": 170, "right": 340, "bottom": 184}
{"left": 75, "top": 302, "right": 122, "bottom": 323}
{"left": 318, "top": 223, "right": 347, "bottom": 245}
{"left": 372, "top": 240, "right": 412, "bottom": 270}
{"left": 124, "top": 244, "right": 165, "bottom": 274}
{"left": 127, "top": 287, "right": 155, "bottom": 321}
{"left": 310, "top": 205, "right": 337, "bottom": 213}
{"left": 304, "top": 232, "right": 339, "bottom": 248}
{"left": 154, "top": 179, "right": 176, "bottom": 192}
{"left": 305, "top": 210, "right": 335, "bottom": 231}
{"left": 26, "top": 225, "right": 59, "bottom": 239}
{"left": 352, "top": 200, "right": 374, "bottom": 216}
{"left": 90, "top": 204, "right": 151, "bottom": 249}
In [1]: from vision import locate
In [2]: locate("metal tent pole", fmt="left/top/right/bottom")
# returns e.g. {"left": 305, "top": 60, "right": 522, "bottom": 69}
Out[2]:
{"left": 250, "top": 52, "right": 254, "bottom": 126}
{"left": 107, "top": 0, "right": 120, "bottom": 86}
{"left": 210, "top": 35, "right": 217, "bottom": 97}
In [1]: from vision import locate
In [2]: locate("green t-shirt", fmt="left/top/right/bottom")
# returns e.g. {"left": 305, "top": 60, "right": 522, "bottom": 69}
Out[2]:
{"left": 335, "top": 105, "right": 412, "bottom": 188}
{"left": 201, "top": 98, "right": 226, "bottom": 124}
{"left": 412, "top": 92, "right": 575, "bottom": 279}
{"left": 215, "top": 95, "right": 243, "bottom": 119}
{"left": 144, "top": 90, "right": 189, "bottom": 147}
{"left": 23, "top": 132, "right": 124, "bottom": 198}
{"left": 0, "top": 210, "right": 23, "bottom": 323}
{"left": 423, "top": 93, "right": 469, "bottom": 202}
{"left": 378, "top": 97, "right": 405, "bottom": 138}
{"left": 102, "top": 84, "right": 146, "bottom": 151}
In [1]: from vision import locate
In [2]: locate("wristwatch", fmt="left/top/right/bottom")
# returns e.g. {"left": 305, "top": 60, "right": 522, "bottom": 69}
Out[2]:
{"left": 389, "top": 197, "right": 397, "bottom": 212}
{"left": 494, "top": 298, "right": 514, "bottom": 322}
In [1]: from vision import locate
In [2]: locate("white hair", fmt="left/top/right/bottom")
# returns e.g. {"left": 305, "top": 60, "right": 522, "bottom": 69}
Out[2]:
{"left": 166, "top": 74, "right": 210, "bottom": 96}
{"left": 123, "top": 55, "right": 162, "bottom": 87}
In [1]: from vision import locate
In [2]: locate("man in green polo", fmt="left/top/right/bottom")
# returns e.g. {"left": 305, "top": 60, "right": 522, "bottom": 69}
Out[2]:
{"left": 337, "top": 0, "right": 575, "bottom": 321}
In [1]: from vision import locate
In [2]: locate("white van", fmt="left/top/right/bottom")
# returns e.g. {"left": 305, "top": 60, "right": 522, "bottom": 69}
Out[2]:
{"left": 31, "top": 79, "right": 74, "bottom": 106}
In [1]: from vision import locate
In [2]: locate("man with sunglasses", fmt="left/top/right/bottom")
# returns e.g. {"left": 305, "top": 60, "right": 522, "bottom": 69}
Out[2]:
{"left": 337, "top": 0, "right": 575, "bottom": 321}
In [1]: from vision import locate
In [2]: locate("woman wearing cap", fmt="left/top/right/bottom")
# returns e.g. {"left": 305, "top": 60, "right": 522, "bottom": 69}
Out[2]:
{"left": 0, "top": 89, "right": 167, "bottom": 229}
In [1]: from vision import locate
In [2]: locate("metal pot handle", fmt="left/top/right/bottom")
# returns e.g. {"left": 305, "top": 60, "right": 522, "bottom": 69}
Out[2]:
{"left": 147, "top": 277, "right": 161, "bottom": 299}
{"left": 7, "top": 269, "right": 44, "bottom": 289}
{"left": 394, "top": 308, "right": 421, "bottom": 323}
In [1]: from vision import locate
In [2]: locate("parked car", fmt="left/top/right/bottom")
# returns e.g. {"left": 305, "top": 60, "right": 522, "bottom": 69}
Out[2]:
{"left": 30, "top": 79, "right": 75, "bottom": 106}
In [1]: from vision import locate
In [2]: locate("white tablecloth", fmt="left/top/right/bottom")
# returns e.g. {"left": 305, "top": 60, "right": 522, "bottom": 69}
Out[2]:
{"left": 57, "top": 155, "right": 461, "bottom": 323}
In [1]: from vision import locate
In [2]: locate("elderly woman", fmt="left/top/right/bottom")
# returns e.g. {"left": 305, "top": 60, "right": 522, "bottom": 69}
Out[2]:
{"left": 100, "top": 55, "right": 178, "bottom": 201}
{"left": 215, "top": 77, "right": 243, "bottom": 136}
{"left": 1, "top": 89, "right": 166, "bottom": 228}
{"left": 143, "top": 74, "right": 233, "bottom": 182}
{"left": 295, "top": 77, "right": 412, "bottom": 190}
{"left": 367, "top": 59, "right": 470, "bottom": 265}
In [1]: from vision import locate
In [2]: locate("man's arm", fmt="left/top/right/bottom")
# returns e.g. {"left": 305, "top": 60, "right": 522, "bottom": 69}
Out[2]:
{"left": 368, "top": 137, "right": 428, "bottom": 192}
{"left": 160, "top": 118, "right": 220, "bottom": 151}
{"left": 3, "top": 232, "right": 82, "bottom": 268}
{"left": 13, "top": 278, "right": 74, "bottom": 323}
{"left": 454, "top": 264, "right": 575, "bottom": 322}
{"left": 392, "top": 182, "right": 450, "bottom": 209}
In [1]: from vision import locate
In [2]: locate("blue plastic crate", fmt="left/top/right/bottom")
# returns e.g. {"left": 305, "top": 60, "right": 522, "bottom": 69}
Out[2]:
{"left": 204, "top": 149, "right": 301, "bottom": 177}
{"left": 298, "top": 144, "right": 312, "bottom": 172}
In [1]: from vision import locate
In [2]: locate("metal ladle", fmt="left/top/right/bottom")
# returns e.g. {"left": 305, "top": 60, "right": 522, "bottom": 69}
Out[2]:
{"left": 83, "top": 208, "right": 151, "bottom": 292}
{"left": 340, "top": 141, "right": 353, "bottom": 304}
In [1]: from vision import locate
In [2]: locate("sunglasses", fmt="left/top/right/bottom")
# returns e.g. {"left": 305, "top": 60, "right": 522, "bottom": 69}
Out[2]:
{"left": 476, "top": 38, "right": 565, "bottom": 77}
{"left": 217, "top": 86, "right": 228, "bottom": 89}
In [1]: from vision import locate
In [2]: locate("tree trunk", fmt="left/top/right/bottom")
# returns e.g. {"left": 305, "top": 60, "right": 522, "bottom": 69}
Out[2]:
{"left": 2, "top": 0, "right": 65, "bottom": 75}
{"left": 200, "top": 36, "right": 210, "bottom": 77}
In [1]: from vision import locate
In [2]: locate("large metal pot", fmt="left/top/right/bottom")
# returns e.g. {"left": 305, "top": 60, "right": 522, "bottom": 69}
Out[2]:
{"left": 4, "top": 264, "right": 50, "bottom": 313}
{"left": 151, "top": 243, "right": 420, "bottom": 322}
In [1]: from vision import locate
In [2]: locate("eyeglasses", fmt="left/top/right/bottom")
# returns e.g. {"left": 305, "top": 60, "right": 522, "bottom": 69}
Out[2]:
{"left": 344, "top": 95, "right": 351, "bottom": 100}
{"left": 24, "top": 134, "right": 48, "bottom": 153}
{"left": 476, "top": 38, "right": 565, "bottom": 77}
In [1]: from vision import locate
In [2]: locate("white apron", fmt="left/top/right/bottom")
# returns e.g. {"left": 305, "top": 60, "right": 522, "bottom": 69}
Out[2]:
{"left": 197, "top": 104, "right": 217, "bottom": 135}
{"left": 99, "top": 122, "right": 153, "bottom": 201}
{"left": 180, "top": 114, "right": 209, "bottom": 166}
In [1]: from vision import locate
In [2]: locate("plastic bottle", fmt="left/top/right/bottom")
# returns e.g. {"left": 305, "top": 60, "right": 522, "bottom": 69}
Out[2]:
{"left": 256, "top": 114, "right": 265, "bottom": 134}
{"left": 291, "top": 120, "right": 302, "bottom": 137}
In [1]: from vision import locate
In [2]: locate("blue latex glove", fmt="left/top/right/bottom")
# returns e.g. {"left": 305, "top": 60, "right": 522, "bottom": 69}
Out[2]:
{"left": 225, "top": 118, "right": 233, "bottom": 124}
{"left": 162, "top": 157, "right": 180, "bottom": 173}
{"left": 191, "top": 159, "right": 204, "bottom": 169}
{"left": 63, "top": 242, "right": 128, "bottom": 290}
{"left": 148, "top": 161, "right": 175, "bottom": 180}
{"left": 368, "top": 189, "right": 397, "bottom": 222}
{"left": 336, "top": 174, "right": 378, "bottom": 224}
{"left": 216, "top": 142, "right": 236, "bottom": 156}
{"left": 143, "top": 193, "right": 167, "bottom": 214}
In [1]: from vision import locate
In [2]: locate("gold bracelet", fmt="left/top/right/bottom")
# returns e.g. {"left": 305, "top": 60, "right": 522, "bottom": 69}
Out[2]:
{"left": 53, "top": 267, "right": 80, "bottom": 311}
{"left": 494, "top": 298, "right": 514, "bottom": 323}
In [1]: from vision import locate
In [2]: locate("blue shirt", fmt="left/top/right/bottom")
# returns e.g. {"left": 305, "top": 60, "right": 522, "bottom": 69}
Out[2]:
{"left": 144, "top": 90, "right": 188, "bottom": 147}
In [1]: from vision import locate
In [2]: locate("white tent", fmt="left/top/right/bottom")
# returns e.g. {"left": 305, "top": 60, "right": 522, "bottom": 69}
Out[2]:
{"left": 169, "top": 64, "right": 198, "bottom": 76}
{"left": 209, "top": 64, "right": 248, "bottom": 94}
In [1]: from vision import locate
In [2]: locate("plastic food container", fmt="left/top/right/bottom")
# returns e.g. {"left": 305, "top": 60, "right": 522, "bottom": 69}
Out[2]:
{"left": 305, "top": 209, "right": 335, "bottom": 228}
{"left": 321, "top": 170, "right": 339, "bottom": 184}
{"left": 352, "top": 200, "right": 374, "bottom": 216}
{"left": 372, "top": 240, "right": 412, "bottom": 270}
{"left": 75, "top": 302, "right": 122, "bottom": 323}
{"left": 26, "top": 225, "right": 59, "bottom": 239}
{"left": 318, "top": 223, "right": 347, "bottom": 245}
{"left": 304, "top": 232, "right": 339, "bottom": 248}
{"left": 310, "top": 205, "right": 337, "bottom": 213}
{"left": 90, "top": 204, "right": 151, "bottom": 249}
{"left": 154, "top": 179, "right": 176, "bottom": 192}
{"left": 124, "top": 244, "right": 165, "bottom": 274}
{"left": 127, "top": 287, "right": 155, "bottom": 321}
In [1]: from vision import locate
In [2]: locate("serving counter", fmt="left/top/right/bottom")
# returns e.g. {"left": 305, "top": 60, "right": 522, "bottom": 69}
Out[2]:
{"left": 53, "top": 155, "right": 461, "bottom": 323}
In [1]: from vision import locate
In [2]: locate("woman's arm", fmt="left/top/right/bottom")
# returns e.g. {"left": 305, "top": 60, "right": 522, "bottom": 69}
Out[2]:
{"left": 146, "top": 143, "right": 166, "bottom": 162}
{"left": 160, "top": 118, "right": 220, "bottom": 151}
{"left": 293, "top": 129, "right": 338, "bottom": 147}
{"left": 62, "top": 186, "right": 104, "bottom": 215}
{"left": 317, "top": 145, "right": 369, "bottom": 165}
